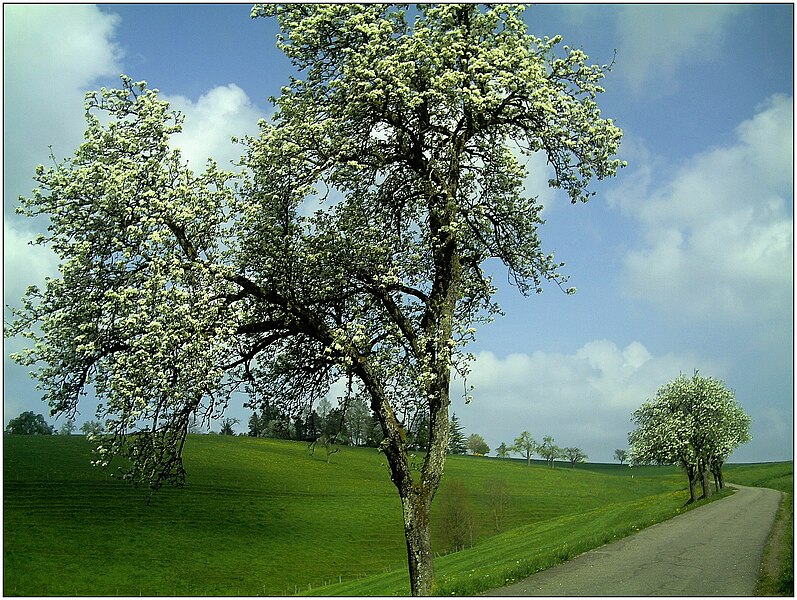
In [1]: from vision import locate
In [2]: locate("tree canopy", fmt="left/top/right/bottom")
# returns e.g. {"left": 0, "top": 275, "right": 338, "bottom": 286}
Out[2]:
{"left": 467, "top": 433, "right": 490, "bottom": 455}
{"left": 512, "top": 431, "right": 537, "bottom": 466}
{"left": 5, "top": 411, "right": 54, "bottom": 435}
{"left": 8, "top": 4, "right": 623, "bottom": 594}
{"left": 628, "top": 371, "right": 751, "bottom": 502}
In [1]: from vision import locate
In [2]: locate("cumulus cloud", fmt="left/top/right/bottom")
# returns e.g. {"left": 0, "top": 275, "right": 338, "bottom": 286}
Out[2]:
{"left": 3, "top": 5, "right": 123, "bottom": 215}
{"left": 610, "top": 95, "right": 793, "bottom": 324}
{"left": 614, "top": 4, "right": 743, "bottom": 96}
{"left": 162, "top": 84, "right": 264, "bottom": 171}
{"left": 4, "top": 3, "right": 124, "bottom": 324}
{"left": 3, "top": 5, "right": 267, "bottom": 427}
{"left": 452, "top": 340, "right": 718, "bottom": 462}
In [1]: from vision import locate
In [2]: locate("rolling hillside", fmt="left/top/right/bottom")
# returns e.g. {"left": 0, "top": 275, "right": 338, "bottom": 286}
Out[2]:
{"left": 2, "top": 434, "right": 742, "bottom": 596}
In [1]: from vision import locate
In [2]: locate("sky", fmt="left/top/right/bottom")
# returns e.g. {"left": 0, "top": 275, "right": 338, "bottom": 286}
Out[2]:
{"left": 3, "top": 3, "right": 794, "bottom": 463}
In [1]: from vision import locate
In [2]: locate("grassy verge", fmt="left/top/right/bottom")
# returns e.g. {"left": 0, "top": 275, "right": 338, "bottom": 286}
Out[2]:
{"left": 309, "top": 488, "right": 731, "bottom": 596}
{"left": 725, "top": 462, "right": 794, "bottom": 596}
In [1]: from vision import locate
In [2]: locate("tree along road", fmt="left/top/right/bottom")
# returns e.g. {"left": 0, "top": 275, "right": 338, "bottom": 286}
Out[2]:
{"left": 485, "top": 485, "right": 782, "bottom": 596}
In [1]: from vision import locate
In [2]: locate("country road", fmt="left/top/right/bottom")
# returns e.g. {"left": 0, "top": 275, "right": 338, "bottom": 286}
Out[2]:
{"left": 485, "top": 484, "right": 782, "bottom": 596}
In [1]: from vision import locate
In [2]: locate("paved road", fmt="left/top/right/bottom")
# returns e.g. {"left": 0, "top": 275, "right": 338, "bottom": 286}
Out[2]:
{"left": 485, "top": 485, "right": 782, "bottom": 596}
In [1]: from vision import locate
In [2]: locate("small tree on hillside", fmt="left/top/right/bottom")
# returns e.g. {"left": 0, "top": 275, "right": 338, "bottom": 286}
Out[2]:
{"left": 439, "top": 479, "right": 475, "bottom": 552}
{"left": 495, "top": 442, "right": 510, "bottom": 459}
{"left": 563, "top": 446, "right": 587, "bottom": 467}
{"left": 5, "top": 411, "right": 54, "bottom": 435}
{"left": 467, "top": 433, "right": 490, "bottom": 455}
{"left": 219, "top": 417, "right": 239, "bottom": 436}
{"left": 59, "top": 418, "right": 76, "bottom": 436}
{"left": 484, "top": 478, "right": 510, "bottom": 532}
{"left": 538, "top": 435, "right": 563, "bottom": 468}
{"left": 614, "top": 448, "right": 628, "bottom": 465}
{"left": 512, "top": 431, "right": 536, "bottom": 466}
{"left": 80, "top": 420, "right": 104, "bottom": 437}
{"left": 448, "top": 414, "right": 468, "bottom": 455}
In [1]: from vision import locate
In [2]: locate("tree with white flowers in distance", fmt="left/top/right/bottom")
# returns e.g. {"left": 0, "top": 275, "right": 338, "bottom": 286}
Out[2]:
{"left": 628, "top": 371, "right": 751, "bottom": 503}
{"left": 6, "top": 4, "right": 623, "bottom": 594}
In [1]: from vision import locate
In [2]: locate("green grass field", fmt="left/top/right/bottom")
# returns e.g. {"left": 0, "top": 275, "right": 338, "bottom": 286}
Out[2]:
{"left": 3, "top": 434, "right": 788, "bottom": 596}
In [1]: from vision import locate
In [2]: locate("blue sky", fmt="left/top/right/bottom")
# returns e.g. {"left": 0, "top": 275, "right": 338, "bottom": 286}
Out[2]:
{"left": 3, "top": 3, "right": 793, "bottom": 463}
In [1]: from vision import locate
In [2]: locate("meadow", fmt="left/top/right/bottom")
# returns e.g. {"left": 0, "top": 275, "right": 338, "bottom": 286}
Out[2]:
{"left": 3, "top": 434, "right": 788, "bottom": 596}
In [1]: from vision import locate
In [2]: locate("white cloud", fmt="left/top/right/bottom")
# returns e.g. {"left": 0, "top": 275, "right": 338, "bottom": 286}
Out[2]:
{"left": 3, "top": 5, "right": 123, "bottom": 212}
{"left": 610, "top": 95, "right": 793, "bottom": 323}
{"left": 163, "top": 85, "right": 264, "bottom": 171}
{"left": 615, "top": 4, "right": 743, "bottom": 96}
{"left": 3, "top": 222, "right": 60, "bottom": 306}
{"left": 4, "top": 4, "right": 123, "bottom": 309}
{"left": 453, "top": 340, "right": 716, "bottom": 462}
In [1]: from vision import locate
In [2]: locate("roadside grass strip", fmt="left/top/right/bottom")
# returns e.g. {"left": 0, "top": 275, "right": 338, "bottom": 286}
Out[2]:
{"left": 307, "top": 489, "right": 704, "bottom": 596}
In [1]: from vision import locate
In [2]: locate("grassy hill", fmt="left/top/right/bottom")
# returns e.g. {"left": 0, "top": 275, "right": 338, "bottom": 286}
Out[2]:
{"left": 3, "top": 434, "right": 781, "bottom": 596}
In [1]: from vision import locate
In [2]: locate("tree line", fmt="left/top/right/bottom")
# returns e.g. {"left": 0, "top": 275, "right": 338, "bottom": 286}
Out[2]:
{"left": 492, "top": 432, "right": 587, "bottom": 468}
{"left": 5, "top": 411, "right": 105, "bottom": 437}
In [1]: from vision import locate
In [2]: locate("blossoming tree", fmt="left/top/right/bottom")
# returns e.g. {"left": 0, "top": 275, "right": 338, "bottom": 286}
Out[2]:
{"left": 628, "top": 371, "right": 751, "bottom": 503}
{"left": 8, "top": 5, "right": 624, "bottom": 595}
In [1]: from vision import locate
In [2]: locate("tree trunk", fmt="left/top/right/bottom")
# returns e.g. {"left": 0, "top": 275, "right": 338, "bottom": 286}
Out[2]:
{"left": 685, "top": 464, "right": 698, "bottom": 504}
{"left": 712, "top": 460, "right": 725, "bottom": 491}
{"left": 401, "top": 489, "right": 435, "bottom": 596}
{"left": 688, "top": 477, "right": 698, "bottom": 503}
{"left": 699, "top": 467, "right": 713, "bottom": 499}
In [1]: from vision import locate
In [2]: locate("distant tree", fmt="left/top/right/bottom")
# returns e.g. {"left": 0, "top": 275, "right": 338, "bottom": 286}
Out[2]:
{"left": 266, "top": 413, "right": 293, "bottom": 440}
{"left": 628, "top": 371, "right": 751, "bottom": 503}
{"left": 495, "top": 442, "right": 510, "bottom": 459}
{"left": 293, "top": 414, "right": 306, "bottom": 441}
{"left": 614, "top": 448, "right": 628, "bottom": 465}
{"left": 344, "top": 395, "right": 370, "bottom": 446}
{"left": 467, "top": 433, "right": 490, "bottom": 456}
{"left": 248, "top": 412, "right": 264, "bottom": 437}
{"left": 219, "top": 417, "right": 239, "bottom": 436}
{"left": 59, "top": 419, "right": 76, "bottom": 436}
{"left": 511, "top": 431, "right": 537, "bottom": 466}
{"left": 309, "top": 433, "right": 340, "bottom": 464}
{"left": 408, "top": 411, "right": 430, "bottom": 451}
{"left": 80, "top": 420, "right": 104, "bottom": 437}
{"left": 316, "top": 397, "right": 333, "bottom": 420}
{"left": 484, "top": 478, "right": 510, "bottom": 532}
{"left": 365, "top": 412, "right": 385, "bottom": 447}
{"left": 563, "top": 446, "right": 587, "bottom": 467}
{"left": 324, "top": 406, "right": 348, "bottom": 441}
{"left": 448, "top": 414, "right": 467, "bottom": 455}
{"left": 5, "top": 411, "right": 54, "bottom": 435}
{"left": 538, "top": 435, "right": 562, "bottom": 468}
{"left": 304, "top": 409, "right": 323, "bottom": 442}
